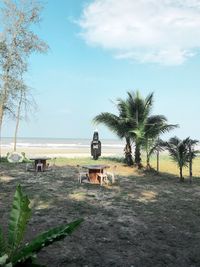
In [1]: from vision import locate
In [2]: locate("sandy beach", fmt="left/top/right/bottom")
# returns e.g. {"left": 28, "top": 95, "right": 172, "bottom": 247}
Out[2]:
{"left": 1, "top": 146, "right": 124, "bottom": 158}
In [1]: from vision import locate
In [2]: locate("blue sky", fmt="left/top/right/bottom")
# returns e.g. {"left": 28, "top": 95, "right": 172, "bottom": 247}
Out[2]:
{"left": 4, "top": 0, "right": 200, "bottom": 140}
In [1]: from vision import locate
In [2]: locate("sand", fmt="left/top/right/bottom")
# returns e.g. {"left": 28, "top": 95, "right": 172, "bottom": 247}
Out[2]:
{"left": 1, "top": 162, "right": 200, "bottom": 266}
{"left": 1, "top": 146, "right": 124, "bottom": 158}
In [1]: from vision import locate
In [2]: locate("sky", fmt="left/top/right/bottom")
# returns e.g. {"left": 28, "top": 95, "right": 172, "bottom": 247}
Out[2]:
{"left": 3, "top": 0, "right": 200, "bottom": 140}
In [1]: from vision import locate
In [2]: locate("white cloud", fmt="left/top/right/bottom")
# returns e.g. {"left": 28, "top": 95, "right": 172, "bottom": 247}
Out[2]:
{"left": 79, "top": 0, "right": 200, "bottom": 65}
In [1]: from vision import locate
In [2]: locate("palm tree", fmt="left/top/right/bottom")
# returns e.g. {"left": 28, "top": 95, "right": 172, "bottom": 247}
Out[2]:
{"left": 145, "top": 138, "right": 167, "bottom": 172}
{"left": 164, "top": 137, "right": 198, "bottom": 182}
{"left": 126, "top": 91, "right": 177, "bottom": 168}
{"left": 188, "top": 139, "right": 199, "bottom": 183}
{"left": 126, "top": 91, "right": 155, "bottom": 167}
{"left": 142, "top": 116, "right": 177, "bottom": 169}
{"left": 93, "top": 98, "right": 134, "bottom": 165}
{"left": 94, "top": 91, "right": 177, "bottom": 168}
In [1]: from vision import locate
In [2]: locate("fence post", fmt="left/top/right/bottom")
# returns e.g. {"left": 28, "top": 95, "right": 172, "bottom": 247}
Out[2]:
{"left": 156, "top": 149, "right": 159, "bottom": 173}
{"left": 189, "top": 142, "right": 192, "bottom": 184}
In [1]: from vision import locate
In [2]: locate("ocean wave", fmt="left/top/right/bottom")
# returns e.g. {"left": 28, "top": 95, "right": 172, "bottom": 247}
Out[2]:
{"left": 1, "top": 142, "right": 124, "bottom": 149}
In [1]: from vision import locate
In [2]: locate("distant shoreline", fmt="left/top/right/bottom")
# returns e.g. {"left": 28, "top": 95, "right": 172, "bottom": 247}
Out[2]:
{"left": 1, "top": 137, "right": 125, "bottom": 157}
{"left": 1, "top": 148, "right": 125, "bottom": 158}
{"left": 1, "top": 148, "right": 124, "bottom": 158}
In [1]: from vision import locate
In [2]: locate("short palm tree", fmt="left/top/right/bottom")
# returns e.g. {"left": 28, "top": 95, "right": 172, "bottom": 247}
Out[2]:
{"left": 142, "top": 116, "right": 177, "bottom": 168}
{"left": 126, "top": 91, "right": 177, "bottom": 168}
{"left": 164, "top": 137, "right": 198, "bottom": 182}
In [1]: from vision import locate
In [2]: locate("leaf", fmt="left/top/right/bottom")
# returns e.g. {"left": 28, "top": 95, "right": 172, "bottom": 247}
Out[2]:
{"left": 8, "top": 185, "right": 31, "bottom": 254}
{"left": 12, "top": 219, "right": 83, "bottom": 265}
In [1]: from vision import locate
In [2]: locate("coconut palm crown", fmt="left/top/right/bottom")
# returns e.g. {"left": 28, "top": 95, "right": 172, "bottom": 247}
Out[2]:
{"left": 164, "top": 137, "right": 199, "bottom": 181}
{"left": 93, "top": 90, "right": 177, "bottom": 168}
{"left": 126, "top": 91, "right": 177, "bottom": 167}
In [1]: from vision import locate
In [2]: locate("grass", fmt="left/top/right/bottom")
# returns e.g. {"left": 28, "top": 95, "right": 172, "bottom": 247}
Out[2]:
{"left": 53, "top": 153, "right": 200, "bottom": 179}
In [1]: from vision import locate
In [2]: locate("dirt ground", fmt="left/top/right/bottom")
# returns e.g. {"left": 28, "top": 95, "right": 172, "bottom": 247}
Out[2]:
{"left": 1, "top": 162, "right": 200, "bottom": 267}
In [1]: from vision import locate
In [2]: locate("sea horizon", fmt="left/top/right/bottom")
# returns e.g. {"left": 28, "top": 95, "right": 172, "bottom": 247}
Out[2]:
{"left": 1, "top": 137, "right": 125, "bottom": 157}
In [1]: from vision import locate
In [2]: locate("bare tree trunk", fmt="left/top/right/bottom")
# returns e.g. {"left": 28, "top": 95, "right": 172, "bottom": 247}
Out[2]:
{"left": 0, "top": 73, "right": 9, "bottom": 159}
{"left": 0, "top": 102, "right": 5, "bottom": 160}
{"left": 13, "top": 90, "right": 23, "bottom": 151}
{"left": 189, "top": 144, "right": 192, "bottom": 184}
{"left": 0, "top": 105, "right": 5, "bottom": 160}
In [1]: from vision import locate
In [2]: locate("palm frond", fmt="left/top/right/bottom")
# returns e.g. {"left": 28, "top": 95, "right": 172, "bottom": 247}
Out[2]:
{"left": 93, "top": 112, "right": 127, "bottom": 139}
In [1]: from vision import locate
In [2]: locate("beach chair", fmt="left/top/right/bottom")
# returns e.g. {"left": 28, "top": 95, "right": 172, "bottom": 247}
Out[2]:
{"left": 36, "top": 162, "right": 44, "bottom": 172}
{"left": 97, "top": 172, "right": 108, "bottom": 186}
{"left": 105, "top": 165, "right": 117, "bottom": 184}
{"left": 77, "top": 165, "right": 89, "bottom": 183}
{"left": 47, "top": 157, "right": 56, "bottom": 171}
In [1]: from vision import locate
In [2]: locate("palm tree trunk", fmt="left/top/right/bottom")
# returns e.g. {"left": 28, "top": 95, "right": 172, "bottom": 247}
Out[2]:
{"left": 135, "top": 142, "right": 142, "bottom": 168}
{"left": 179, "top": 166, "right": 184, "bottom": 182}
{"left": 145, "top": 141, "right": 151, "bottom": 169}
{"left": 124, "top": 137, "right": 133, "bottom": 166}
{"left": 146, "top": 152, "right": 151, "bottom": 169}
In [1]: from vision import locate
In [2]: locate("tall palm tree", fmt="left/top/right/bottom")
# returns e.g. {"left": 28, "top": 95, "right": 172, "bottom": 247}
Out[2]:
{"left": 126, "top": 91, "right": 154, "bottom": 167}
{"left": 164, "top": 137, "right": 198, "bottom": 182}
{"left": 93, "top": 98, "right": 134, "bottom": 165}
{"left": 94, "top": 90, "right": 177, "bottom": 168}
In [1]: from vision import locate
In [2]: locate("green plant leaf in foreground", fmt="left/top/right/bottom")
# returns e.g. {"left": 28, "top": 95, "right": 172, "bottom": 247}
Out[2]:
{"left": 8, "top": 184, "right": 31, "bottom": 255}
{"left": 12, "top": 219, "right": 84, "bottom": 265}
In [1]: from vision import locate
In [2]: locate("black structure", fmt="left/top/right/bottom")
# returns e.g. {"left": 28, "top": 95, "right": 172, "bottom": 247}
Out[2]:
{"left": 91, "top": 130, "right": 101, "bottom": 160}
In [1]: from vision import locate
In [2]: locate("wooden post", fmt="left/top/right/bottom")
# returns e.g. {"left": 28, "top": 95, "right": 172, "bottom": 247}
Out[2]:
{"left": 156, "top": 149, "right": 159, "bottom": 173}
{"left": 189, "top": 143, "right": 192, "bottom": 184}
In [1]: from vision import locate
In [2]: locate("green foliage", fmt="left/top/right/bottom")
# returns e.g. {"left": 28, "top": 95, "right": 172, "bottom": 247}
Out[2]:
{"left": 162, "top": 137, "right": 199, "bottom": 180}
{"left": 8, "top": 185, "right": 31, "bottom": 254}
{"left": 93, "top": 90, "right": 177, "bottom": 167}
{"left": 0, "top": 185, "right": 83, "bottom": 266}
{"left": 165, "top": 137, "right": 198, "bottom": 167}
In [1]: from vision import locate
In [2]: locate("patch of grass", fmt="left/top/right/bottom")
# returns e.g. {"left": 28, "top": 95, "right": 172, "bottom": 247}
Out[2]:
{"left": 0, "top": 157, "right": 8, "bottom": 163}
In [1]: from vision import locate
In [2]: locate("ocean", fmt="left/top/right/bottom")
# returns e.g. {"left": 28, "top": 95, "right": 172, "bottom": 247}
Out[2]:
{"left": 1, "top": 137, "right": 125, "bottom": 157}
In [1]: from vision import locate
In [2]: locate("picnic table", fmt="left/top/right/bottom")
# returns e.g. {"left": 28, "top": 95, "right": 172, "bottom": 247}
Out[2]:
{"left": 29, "top": 157, "right": 51, "bottom": 172}
{"left": 82, "top": 164, "right": 110, "bottom": 184}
